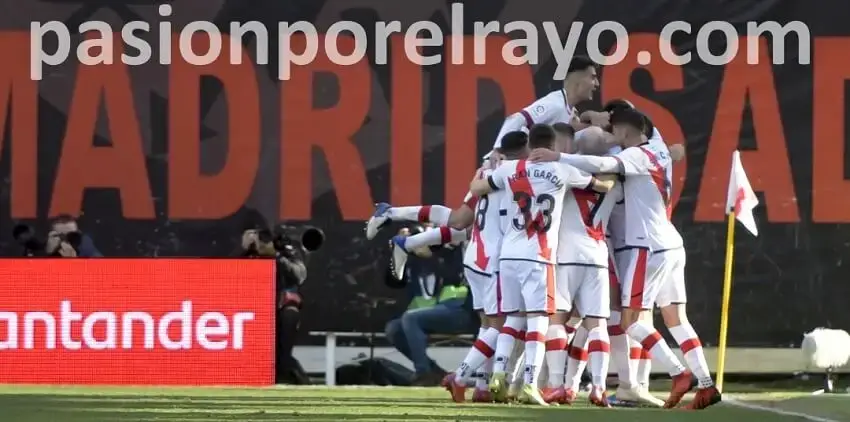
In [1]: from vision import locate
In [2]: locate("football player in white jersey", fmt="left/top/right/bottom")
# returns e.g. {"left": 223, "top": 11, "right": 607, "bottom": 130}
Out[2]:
{"left": 487, "top": 56, "right": 606, "bottom": 162}
{"left": 440, "top": 131, "right": 530, "bottom": 403}
{"left": 469, "top": 124, "right": 608, "bottom": 406}
{"left": 530, "top": 108, "right": 720, "bottom": 410}
{"left": 575, "top": 101, "right": 684, "bottom": 407}
{"left": 538, "top": 127, "right": 620, "bottom": 408}
{"left": 589, "top": 100, "right": 669, "bottom": 407}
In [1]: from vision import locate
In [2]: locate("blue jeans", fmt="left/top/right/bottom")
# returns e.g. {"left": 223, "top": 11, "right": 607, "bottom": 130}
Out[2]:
{"left": 384, "top": 298, "right": 474, "bottom": 375}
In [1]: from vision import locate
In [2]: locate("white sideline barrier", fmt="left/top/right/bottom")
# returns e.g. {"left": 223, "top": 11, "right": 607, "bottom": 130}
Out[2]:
{"left": 296, "top": 333, "right": 850, "bottom": 386}
{"left": 305, "top": 331, "right": 473, "bottom": 386}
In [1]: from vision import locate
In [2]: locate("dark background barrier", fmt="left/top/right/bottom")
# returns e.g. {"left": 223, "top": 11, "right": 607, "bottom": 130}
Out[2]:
{"left": 0, "top": 0, "right": 847, "bottom": 346}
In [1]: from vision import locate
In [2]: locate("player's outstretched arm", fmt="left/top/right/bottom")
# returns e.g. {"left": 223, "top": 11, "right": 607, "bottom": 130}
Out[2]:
{"left": 490, "top": 114, "right": 527, "bottom": 153}
{"left": 529, "top": 149, "right": 622, "bottom": 174}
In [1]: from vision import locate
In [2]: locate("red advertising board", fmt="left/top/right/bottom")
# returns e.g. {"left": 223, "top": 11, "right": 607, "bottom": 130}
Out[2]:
{"left": 0, "top": 259, "right": 275, "bottom": 385}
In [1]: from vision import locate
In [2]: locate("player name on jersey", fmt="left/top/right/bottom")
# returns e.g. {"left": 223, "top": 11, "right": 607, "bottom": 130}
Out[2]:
{"left": 507, "top": 168, "right": 563, "bottom": 189}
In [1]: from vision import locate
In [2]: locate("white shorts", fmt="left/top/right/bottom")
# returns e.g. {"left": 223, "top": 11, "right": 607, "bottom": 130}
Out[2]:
{"left": 464, "top": 267, "right": 499, "bottom": 316}
{"left": 619, "top": 247, "right": 687, "bottom": 309}
{"left": 556, "top": 265, "right": 611, "bottom": 318}
{"left": 498, "top": 260, "right": 556, "bottom": 314}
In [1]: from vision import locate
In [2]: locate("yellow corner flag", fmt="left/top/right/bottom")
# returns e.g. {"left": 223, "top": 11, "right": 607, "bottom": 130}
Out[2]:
{"left": 716, "top": 151, "right": 759, "bottom": 392}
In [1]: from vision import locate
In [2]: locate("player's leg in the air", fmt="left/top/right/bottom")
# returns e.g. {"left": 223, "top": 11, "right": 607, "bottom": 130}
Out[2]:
{"left": 388, "top": 225, "right": 468, "bottom": 280}
{"left": 366, "top": 200, "right": 474, "bottom": 240}
{"left": 376, "top": 202, "right": 472, "bottom": 279}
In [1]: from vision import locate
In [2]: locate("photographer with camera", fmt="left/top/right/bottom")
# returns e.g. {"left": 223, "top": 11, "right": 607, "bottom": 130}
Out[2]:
{"left": 12, "top": 215, "right": 101, "bottom": 257}
{"left": 237, "top": 224, "right": 324, "bottom": 384}
{"left": 51, "top": 215, "right": 102, "bottom": 257}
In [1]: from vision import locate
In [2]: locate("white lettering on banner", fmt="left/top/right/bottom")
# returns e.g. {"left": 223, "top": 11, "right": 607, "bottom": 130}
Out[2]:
{"left": 0, "top": 300, "right": 255, "bottom": 351}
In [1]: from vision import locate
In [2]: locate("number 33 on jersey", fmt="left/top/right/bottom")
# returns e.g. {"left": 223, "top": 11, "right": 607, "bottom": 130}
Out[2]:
{"left": 487, "top": 160, "right": 585, "bottom": 264}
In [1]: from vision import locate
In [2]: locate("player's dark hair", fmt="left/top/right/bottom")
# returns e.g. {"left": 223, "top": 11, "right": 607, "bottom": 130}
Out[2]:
{"left": 566, "top": 56, "right": 597, "bottom": 75}
{"left": 528, "top": 124, "right": 556, "bottom": 149}
{"left": 552, "top": 122, "right": 575, "bottom": 138}
{"left": 602, "top": 98, "right": 635, "bottom": 114}
{"left": 499, "top": 131, "right": 528, "bottom": 155}
{"left": 610, "top": 108, "right": 647, "bottom": 133}
{"left": 642, "top": 115, "right": 655, "bottom": 138}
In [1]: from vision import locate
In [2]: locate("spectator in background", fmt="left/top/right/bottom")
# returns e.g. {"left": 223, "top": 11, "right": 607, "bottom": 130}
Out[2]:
{"left": 51, "top": 215, "right": 101, "bottom": 257}
{"left": 385, "top": 226, "right": 477, "bottom": 386}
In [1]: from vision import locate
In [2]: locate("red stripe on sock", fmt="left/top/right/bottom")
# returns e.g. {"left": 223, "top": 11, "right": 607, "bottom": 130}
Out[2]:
{"left": 608, "top": 325, "right": 626, "bottom": 336}
{"left": 680, "top": 338, "right": 702, "bottom": 354}
{"left": 473, "top": 339, "right": 495, "bottom": 357}
{"left": 501, "top": 327, "right": 523, "bottom": 340}
{"left": 588, "top": 340, "right": 610, "bottom": 353}
{"left": 640, "top": 349, "right": 652, "bottom": 359}
{"left": 569, "top": 347, "right": 589, "bottom": 361}
{"left": 439, "top": 226, "right": 451, "bottom": 244}
{"left": 526, "top": 331, "right": 545, "bottom": 342}
{"left": 545, "top": 338, "right": 568, "bottom": 351}
{"left": 418, "top": 206, "right": 431, "bottom": 222}
{"left": 629, "top": 347, "right": 642, "bottom": 359}
{"left": 640, "top": 331, "right": 663, "bottom": 351}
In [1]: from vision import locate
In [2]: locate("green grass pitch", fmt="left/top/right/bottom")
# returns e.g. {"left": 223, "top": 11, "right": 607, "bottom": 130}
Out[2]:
{"left": 1, "top": 384, "right": 847, "bottom": 421}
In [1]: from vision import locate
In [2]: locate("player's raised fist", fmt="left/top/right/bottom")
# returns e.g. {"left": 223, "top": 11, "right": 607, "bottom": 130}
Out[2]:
{"left": 581, "top": 110, "right": 610, "bottom": 127}
{"left": 528, "top": 148, "right": 560, "bottom": 162}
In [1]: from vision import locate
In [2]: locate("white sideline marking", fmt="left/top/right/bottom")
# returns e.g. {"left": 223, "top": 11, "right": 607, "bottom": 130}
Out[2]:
{"left": 725, "top": 397, "right": 839, "bottom": 422}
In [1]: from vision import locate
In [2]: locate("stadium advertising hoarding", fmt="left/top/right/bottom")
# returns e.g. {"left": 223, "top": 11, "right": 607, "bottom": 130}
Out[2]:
{"left": 0, "top": 259, "right": 275, "bottom": 385}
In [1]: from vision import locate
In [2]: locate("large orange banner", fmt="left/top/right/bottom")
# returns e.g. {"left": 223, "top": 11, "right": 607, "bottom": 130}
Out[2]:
{"left": 0, "top": 259, "right": 275, "bottom": 385}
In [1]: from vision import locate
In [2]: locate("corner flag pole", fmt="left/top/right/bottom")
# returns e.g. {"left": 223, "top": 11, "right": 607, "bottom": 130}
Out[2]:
{"left": 716, "top": 209, "right": 737, "bottom": 392}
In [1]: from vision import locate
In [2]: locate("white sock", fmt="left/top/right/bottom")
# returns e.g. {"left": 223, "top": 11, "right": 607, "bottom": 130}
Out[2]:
{"left": 388, "top": 205, "right": 452, "bottom": 225}
{"left": 523, "top": 315, "right": 549, "bottom": 385}
{"left": 608, "top": 311, "right": 633, "bottom": 389}
{"left": 587, "top": 324, "right": 610, "bottom": 390}
{"left": 637, "top": 347, "right": 652, "bottom": 387}
{"left": 545, "top": 324, "right": 568, "bottom": 387}
{"left": 669, "top": 323, "right": 713, "bottom": 388}
{"left": 565, "top": 325, "right": 589, "bottom": 390}
{"left": 455, "top": 327, "right": 499, "bottom": 382}
{"left": 506, "top": 339, "right": 526, "bottom": 386}
{"left": 625, "top": 322, "right": 686, "bottom": 376}
{"left": 475, "top": 358, "right": 493, "bottom": 390}
{"left": 493, "top": 316, "right": 525, "bottom": 374}
{"left": 405, "top": 227, "right": 466, "bottom": 250}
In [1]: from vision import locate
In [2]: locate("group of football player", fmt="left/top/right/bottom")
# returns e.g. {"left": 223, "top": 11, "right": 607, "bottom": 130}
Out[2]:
{"left": 364, "top": 56, "right": 721, "bottom": 411}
